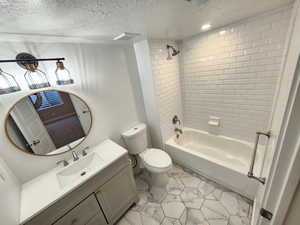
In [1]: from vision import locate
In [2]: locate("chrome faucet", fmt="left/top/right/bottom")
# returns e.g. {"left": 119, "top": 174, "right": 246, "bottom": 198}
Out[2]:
{"left": 174, "top": 127, "right": 183, "bottom": 139}
{"left": 82, "top": 147, "right": 89, "bottom": 156}
{"left": 172, "top": 115, "right": 181, "bottom": 125}
{"left": 174, "top": 127, "right": 183, "bottom": 134}
{"left": 56, "top": 160, "right": 69, "bottom": 167}
{"left": 72, "top": 151, "right": 79, "bottom": 161}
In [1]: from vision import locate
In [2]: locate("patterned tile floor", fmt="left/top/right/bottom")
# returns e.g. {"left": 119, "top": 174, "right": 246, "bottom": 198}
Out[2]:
{"left": 117, "top": 165, "right": 252, "bottom": 225}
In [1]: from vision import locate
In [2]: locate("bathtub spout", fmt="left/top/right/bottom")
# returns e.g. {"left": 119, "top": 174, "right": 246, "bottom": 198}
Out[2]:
{"left": 174, "top": 128, "right": 183, "bottom": 135}
{"left": 174, "top": 127, "right": 183, "bottom": 139}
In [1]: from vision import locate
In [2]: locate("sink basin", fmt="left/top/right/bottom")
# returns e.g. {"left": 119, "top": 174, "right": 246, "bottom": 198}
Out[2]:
{"left": 57, "top": 153, "right": 103, "bottom": 188}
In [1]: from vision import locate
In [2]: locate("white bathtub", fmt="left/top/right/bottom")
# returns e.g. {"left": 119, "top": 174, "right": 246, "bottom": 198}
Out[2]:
{"left": 165, "top": 128, "right": 264, "bottom": 199}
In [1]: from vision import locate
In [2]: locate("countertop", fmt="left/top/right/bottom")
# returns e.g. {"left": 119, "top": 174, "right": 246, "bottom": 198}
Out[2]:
{"left": 19, "top": 139, "right": 127, "bottom": 225}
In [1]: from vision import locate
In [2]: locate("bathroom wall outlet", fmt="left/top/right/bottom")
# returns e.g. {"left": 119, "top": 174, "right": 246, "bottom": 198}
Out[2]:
{"left": 208, "top": 116, "right": 220, "bottom": 127}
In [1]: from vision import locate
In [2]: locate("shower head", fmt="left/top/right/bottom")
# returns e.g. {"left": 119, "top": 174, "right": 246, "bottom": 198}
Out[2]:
{"left": 172, "top": 49, "right": 180, "bottom": 56}
{"left": 166, "top": 44, "right": 180, "bottom": 60}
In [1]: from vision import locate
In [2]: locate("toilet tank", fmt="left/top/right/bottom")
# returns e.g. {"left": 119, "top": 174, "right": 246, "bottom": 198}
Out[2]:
{"left": 122, "top": 123, "right": 148, "bottom": 155}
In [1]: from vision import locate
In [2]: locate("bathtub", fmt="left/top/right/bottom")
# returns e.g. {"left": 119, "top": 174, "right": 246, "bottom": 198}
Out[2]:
{"left": 165, "top": 128, "right": 265, "bottom": 199}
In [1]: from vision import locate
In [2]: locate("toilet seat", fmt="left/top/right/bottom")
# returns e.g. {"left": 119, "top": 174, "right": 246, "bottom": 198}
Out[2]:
{"left": 140, "top": 148, "right": 172, "bottom": 173}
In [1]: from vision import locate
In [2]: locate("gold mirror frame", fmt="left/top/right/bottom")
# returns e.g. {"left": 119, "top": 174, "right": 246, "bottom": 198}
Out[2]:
{"left": 4, "top": 89, "right": 93, "bottom": 157}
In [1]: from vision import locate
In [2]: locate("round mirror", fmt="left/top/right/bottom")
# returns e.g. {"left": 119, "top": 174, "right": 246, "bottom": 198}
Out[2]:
{"left": 5, "top": 90, "right": 92, "bottom": 156}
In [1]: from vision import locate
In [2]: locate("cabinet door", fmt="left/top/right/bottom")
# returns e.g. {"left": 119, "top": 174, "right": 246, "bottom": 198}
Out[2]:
{"left": 96, "top": 166, "right": 137, "bottom": 223}
{"left": 53, "top": 194, "right": 106, "bottom": 225}
{"left": 86, "top": 213, "right": 107, "bottom": 225}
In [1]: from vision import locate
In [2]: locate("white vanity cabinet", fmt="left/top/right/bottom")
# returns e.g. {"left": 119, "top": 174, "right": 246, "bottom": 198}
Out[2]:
{"left": 96, "top": 165, "right": 137, "bottom": 224}
{"left": 24, "top": 154, "right": 138, "bottom": 225}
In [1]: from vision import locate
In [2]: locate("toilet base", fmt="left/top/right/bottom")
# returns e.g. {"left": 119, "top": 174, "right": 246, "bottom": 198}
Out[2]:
{"left": 136, "top": 156, "right": 172, "bottom": 202}
{"left": 145, "top": 171, "right": 170, "bottom": 202}
{"left": 150, "top": 171, "right": 169, "bottom": 187}
{"left": 150, "top": 186, "right": 167, "bottom": 202}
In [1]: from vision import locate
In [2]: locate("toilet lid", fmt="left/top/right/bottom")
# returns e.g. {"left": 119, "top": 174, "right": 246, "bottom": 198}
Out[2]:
{"left": 141, "top": 148, "right": 172, "bottom": 169}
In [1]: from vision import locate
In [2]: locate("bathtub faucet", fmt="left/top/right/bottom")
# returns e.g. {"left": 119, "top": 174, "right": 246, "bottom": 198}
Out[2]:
{"left": 174, "top": 127, "right": 183, "bottom": 134}
{"left": 174, "top": 127, "right": 183, "bottom": 139}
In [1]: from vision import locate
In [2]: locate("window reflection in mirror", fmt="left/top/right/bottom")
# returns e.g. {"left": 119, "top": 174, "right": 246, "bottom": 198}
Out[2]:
{"left": 5, "top": 90, "right": 92, "bottom": 156}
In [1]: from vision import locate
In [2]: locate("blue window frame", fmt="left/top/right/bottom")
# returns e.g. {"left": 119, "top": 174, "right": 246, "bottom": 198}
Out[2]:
{"left": 29, "top": 91, "right": 64, "bottom": 111}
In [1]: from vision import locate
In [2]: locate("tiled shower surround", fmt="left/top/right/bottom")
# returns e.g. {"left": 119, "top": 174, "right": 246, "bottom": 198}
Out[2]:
{"left": 117, "top": 165, "right": 252, "bottom": 225}
{"left": 149, "top": 40, "right": 183, "bottom": 142}
{"left": 180, "top": 6, "right": 292, "bottom": 142}
{"left": 147, "top": 6, "right": 292, "bottom": 144}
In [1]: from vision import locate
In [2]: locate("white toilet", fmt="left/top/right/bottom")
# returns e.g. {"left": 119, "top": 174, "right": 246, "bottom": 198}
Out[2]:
{"left": 122, "top": 123, "right": 172, "bottom": 198}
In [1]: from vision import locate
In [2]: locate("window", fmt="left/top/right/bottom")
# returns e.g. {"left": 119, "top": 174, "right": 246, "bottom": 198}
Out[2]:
{"left": 29, "top": 91, "right": 64, "bottom": 111}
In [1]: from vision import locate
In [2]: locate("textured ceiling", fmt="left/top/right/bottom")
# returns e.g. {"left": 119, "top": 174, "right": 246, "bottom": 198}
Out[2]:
{"left": 0, "top": 0, "right": 294, "bottom": 42}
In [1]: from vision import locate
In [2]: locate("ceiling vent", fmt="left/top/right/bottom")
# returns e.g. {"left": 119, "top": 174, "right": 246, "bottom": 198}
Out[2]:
{"left": 113, "top": 32, "right": 140, "bottom": 41}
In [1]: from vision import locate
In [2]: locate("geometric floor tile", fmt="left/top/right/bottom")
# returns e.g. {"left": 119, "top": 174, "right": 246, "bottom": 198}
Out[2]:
{"left": 220, "top": 192, "right": 240, "bottom": 215}
{"left": 117, "top": 164, "right": 252, "bottom": 225}
{"left": 208, "top": 219, "right": 228, "bottom": 225}
{"left": 142, "top": 202, "right": 165, "bottom": 223}
{"left": 167, "top": 178, "right": 185, "bottom": 195}
{"left": 122, "top": 211, "right": 142, "bottom": 225}
{"left": 180, "top": 175, "right": 201, "bottom": 188}
{"left": 202, "top": 200, "right": 229, "bottom": 219}
{"left": 198, "top": 182, "right": 216, "bottom": 197}
{"left": 141, "top": 213, "right": 160, "bottom": 225}
{"left": 161, "top": 217, "right": 181, "bottom": 225}
{"left": 229, "top": 215, "right": 246, "bottom": 225}
{"left": 185, "top": 208, "right": 209, "bottom": 225}
{"left": 202, "top": 205, "right": 227, "bottom": 220}
{"left": 180, "top": 187, "right": 204, "bottom": 209}
{"left": 163, "top": 194, "right": 182, "bottom": 203}
{"left": 162, "top": 201, "right": 186, "bottom": 218}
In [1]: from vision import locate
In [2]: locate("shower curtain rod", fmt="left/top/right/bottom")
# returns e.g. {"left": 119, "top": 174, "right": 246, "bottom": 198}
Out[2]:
{"left": 0, "top": 57, "right": 65, "bottom": 63}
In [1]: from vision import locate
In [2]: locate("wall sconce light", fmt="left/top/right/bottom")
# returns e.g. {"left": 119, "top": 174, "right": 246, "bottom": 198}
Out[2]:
{"left": 55, "top": 61, "right": 74, "bottom": 85}
{"left": 0, "top": 52, "right": 72, "bottom": 93}
{"left": 24, "top": 63, "right": 50, "bottom": 90}
{"left": 0, "top": 68, "right": 21, "bottom": 95}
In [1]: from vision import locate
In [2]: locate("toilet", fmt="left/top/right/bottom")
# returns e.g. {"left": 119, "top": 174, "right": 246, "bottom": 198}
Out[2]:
{"left": 122, "top": 123, "right": 172, "bottom": 198}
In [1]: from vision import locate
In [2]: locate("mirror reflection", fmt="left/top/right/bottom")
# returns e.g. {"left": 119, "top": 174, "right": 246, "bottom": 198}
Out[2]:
{"left": 5, "top": 90, "right": 92, "bottom": 156}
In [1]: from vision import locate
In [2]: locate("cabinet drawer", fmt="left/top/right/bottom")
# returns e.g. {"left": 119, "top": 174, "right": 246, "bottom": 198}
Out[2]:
{"left": 53, "top": 194, "right": 104, "bottom": 225}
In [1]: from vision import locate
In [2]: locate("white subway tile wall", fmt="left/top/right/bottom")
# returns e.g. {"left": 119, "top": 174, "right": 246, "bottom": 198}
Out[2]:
{"left": 149, "top": 40, "right": 183, "bottom": 142}
{"left": 180, "top": 7, "right": 292, "bottom": 143}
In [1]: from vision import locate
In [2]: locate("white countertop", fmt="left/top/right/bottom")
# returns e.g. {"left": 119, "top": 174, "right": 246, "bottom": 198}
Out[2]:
{"left": 20, "top": 139, "right": 127, "bottom": 225}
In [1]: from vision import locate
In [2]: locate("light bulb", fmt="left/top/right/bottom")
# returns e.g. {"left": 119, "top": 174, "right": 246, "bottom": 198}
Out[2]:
{"left": 0, "top": 68, "right": 21, "bottom": 95}
{"left": 55, "top": 61, "right": 74, "bottom": 85}
{"left": 24, "top": 64, "right": 50, "bottom": 89}
{"left": 0, "top": 76, "right": 10, "bottom": 89}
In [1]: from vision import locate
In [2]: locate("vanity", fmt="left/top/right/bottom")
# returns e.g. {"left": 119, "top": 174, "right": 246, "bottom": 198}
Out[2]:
{"left": 3, "top": 90, "right": 138, "bottom": 225}
{"left": 20, "top": 140, "right": 138, "bottom": 225}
